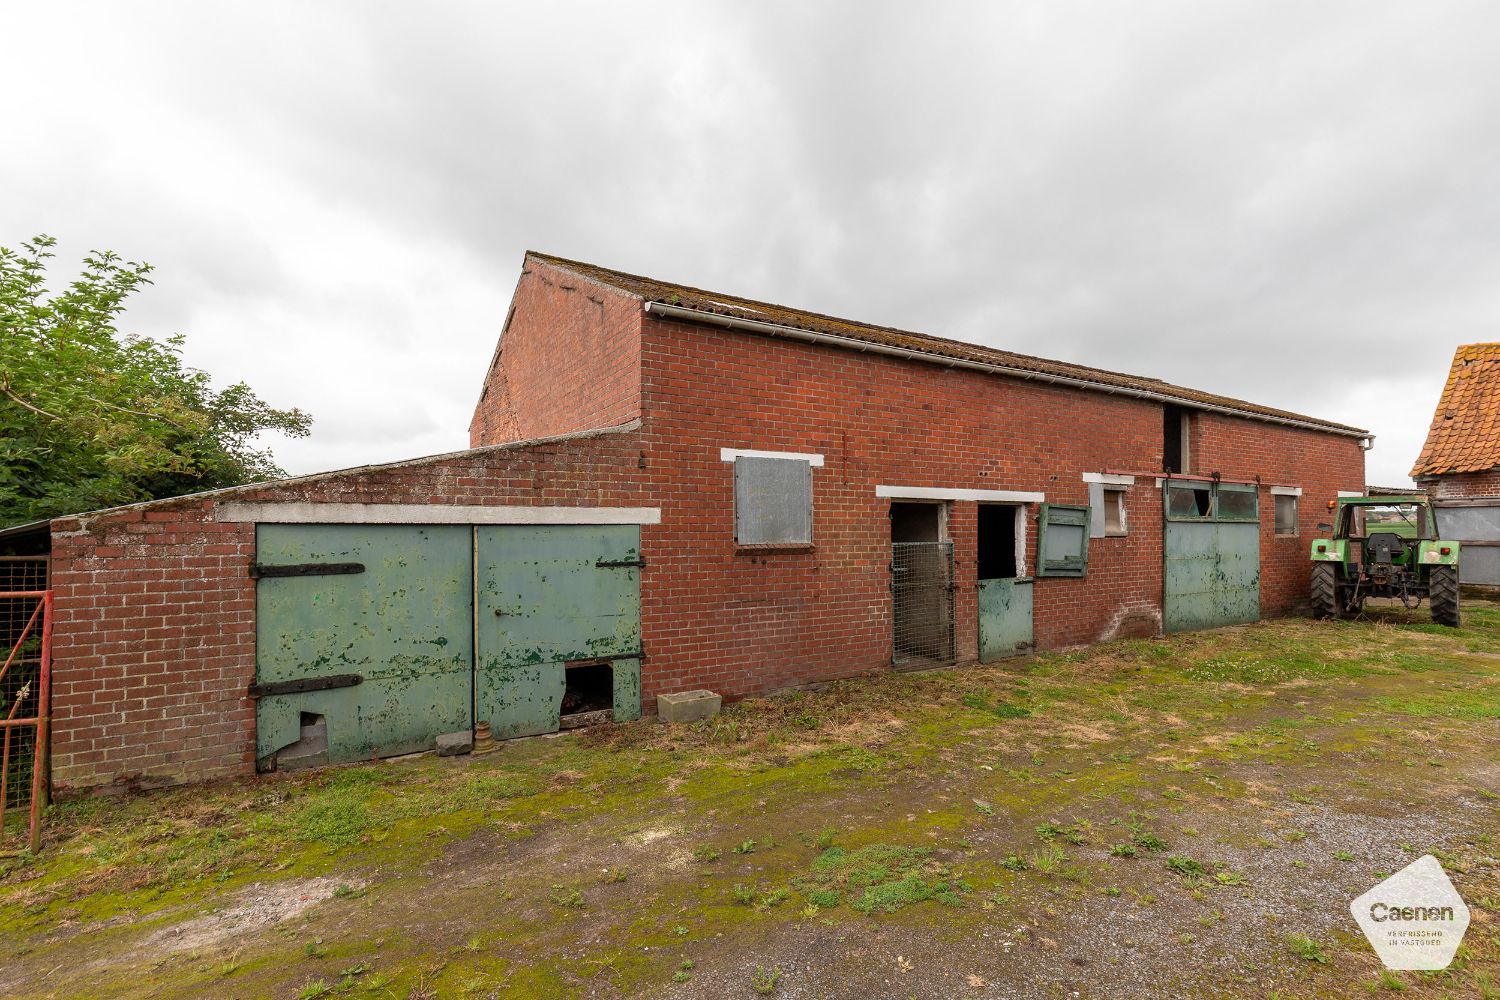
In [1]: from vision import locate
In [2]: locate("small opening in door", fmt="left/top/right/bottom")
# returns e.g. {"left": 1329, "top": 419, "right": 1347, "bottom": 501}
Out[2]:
{"left": 977, "top": 504, "right": 1018, "bottom": 579}
{"left": 890, "top": 501, "right": 942, "bottom": 542}
{"left": 562, "top": 662, "right": 614, "bottom": 717}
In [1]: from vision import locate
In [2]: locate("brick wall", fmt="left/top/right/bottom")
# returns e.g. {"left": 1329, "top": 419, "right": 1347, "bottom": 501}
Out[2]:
{"left": 47, "top": 429, "right": 646, "bottom": 794}
{"left": 48, "top": 275, "right": 1371, "bottom": 793}
{"left": 1191, "top": 412, "right": 1370, "bottom": 616}
{"left": 468, "top": 261, "right": 642, "bottom": 446}
{"left": 1420, "top": 469, "right": 1500, "bottom": 500}
{"left": 629, "top": 314, "right": 1366, "bottom": 705}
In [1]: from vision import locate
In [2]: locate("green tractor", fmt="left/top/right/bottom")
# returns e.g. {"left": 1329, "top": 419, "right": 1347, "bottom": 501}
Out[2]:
{"left": 1310, "top": 495, "right": 1460, "bottom": 626}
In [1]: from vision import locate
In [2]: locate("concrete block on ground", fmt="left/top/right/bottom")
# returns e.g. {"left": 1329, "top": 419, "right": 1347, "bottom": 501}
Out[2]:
{"left": 436, "top": 730, "right": 474, "bottom": 757}
{"left": 657, "top": 689, "right": 722, "bottom": 724}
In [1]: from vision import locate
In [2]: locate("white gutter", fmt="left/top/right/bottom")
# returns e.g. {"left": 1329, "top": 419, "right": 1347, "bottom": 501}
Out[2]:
{"left": 644, "top": 301, "right": 1374, "bottom": 446}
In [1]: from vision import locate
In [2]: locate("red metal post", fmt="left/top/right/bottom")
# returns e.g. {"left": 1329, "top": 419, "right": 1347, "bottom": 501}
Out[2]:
{"left": 30, "top": 592, "right": 51, "bottom": 852}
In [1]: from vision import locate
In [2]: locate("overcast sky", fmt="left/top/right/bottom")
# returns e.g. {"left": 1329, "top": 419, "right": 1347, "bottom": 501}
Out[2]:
{"left": 6, "top": 2, "right": 1499, "bottom": 487}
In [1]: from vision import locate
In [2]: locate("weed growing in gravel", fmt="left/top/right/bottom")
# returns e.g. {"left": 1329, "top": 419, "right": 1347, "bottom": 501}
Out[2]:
{"left": 548, "top": 885, "right": 584, "bottom": 909}
{"left": 799, "top": 843, "right": 967, "bottom": 914}
{"left": 1286, "top": 934, "right": 1329, "bottom": 964}
{"left": 1028, "top": 845, "right": 1066, "bottom": 874}
{"left": 1133, "top": 832, "right": 1170, "bottom": 853}
{"left": 1377, "top": 968, "right": 1407, "bottom": 992}
{"left": 751, "top": 966, "right": 781, "bottom": 994}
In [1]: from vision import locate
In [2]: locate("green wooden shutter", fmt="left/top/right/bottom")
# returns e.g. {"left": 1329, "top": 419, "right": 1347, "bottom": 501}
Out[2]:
{"left": 1037, "top": 503, "right": 1090, "bottom": 577}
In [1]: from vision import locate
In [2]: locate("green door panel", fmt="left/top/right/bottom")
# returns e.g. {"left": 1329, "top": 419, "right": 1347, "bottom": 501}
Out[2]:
{"left": 612, "top": 657, "right": 643, "bottom": 723}
{"left": 255, "top": 524, "right": 474, "bottom": 763}
{"left": 978, "top": 578, "right": 1033, "bottom": 661}
{"left": 1164, "top": 520, "right": 1260, "bottom": 633}
{"left": 475, "top": 525, "right": 642, "bottom": 739}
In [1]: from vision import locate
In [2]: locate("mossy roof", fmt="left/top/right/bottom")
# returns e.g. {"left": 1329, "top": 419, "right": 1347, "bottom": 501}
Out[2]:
{"left": 529, "top": 252, "right": 1367, "bottom": 436}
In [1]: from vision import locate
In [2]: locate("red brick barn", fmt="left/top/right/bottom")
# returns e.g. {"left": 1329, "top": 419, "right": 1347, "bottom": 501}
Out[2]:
{"left": 15, "top": 252, "right": 1369, "bottom": 794}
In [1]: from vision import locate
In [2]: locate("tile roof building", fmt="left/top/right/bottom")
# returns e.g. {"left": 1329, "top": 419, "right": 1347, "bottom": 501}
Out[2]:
{"left": 1413, "top": 342, "right": 1500, "bottom": 481}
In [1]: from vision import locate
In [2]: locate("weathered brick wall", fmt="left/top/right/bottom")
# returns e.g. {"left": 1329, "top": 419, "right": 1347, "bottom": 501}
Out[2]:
{"left": 1421, "top": 469, "right": 1500, "bottom": 500}
{"left": 47, "top": 429, "right": 646, "bottom": 794}
{"left": 630, "top": 314, "right": 1366, "bottom": 704}
{"left": 48, "top": 276, "right": 1372, "bottom": 793}
{"left": 1192, "top": 413, "right": 1370, "bottom": 616}
{"left": 468, "top": 260, "right": 642, "bottom": 446}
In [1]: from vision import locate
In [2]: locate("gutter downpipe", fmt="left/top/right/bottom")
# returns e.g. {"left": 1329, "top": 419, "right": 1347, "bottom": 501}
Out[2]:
{"left": 644, "top": 301, "right": 1375, "bottom": 448}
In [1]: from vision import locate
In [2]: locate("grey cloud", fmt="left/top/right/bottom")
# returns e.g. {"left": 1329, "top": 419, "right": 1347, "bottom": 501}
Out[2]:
{"left": 5, "top": 0, "right": 1498, "bottom": 484}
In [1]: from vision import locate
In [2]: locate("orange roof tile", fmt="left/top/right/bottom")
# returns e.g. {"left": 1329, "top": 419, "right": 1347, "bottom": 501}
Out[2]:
{"left": 1412, "top": 343, "right": 1500, "bottom": 477}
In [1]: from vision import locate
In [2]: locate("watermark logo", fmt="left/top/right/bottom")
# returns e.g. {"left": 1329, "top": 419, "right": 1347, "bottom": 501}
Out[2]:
{"left": 1351, "top": 855, "right": 1469, "bottom": 970}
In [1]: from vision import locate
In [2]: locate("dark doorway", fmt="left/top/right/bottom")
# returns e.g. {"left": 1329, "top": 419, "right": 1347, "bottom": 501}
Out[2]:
{"left": 891, "top": 502, "right": 943, "bottom": 542}
{"left": 1164, "top": 405, "right": 1187, "bottom": 473}
{"left": 889, "top": 503, "right": 954, "bottom": 667}
{"left": 977, "top": 504, "right": 1018, "bottom": 580}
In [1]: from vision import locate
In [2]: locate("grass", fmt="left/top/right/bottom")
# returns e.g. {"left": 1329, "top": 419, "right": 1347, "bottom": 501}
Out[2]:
{"left": 798, "top": 843, "right": 968, "bottom": 914}
{"left": 1286, "top": 934, "right": 1330, "bottom": 964}
{"left": 3, "top": 601, "right": 1499, "bottom": 998}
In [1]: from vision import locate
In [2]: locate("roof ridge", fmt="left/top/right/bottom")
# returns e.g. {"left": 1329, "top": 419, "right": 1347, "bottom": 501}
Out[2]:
{"left": 526, "top": 251, "right": 1368, "bottom": 437}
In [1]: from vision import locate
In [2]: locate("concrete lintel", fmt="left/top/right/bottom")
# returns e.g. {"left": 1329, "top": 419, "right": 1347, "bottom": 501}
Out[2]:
{"left": 1269, "top": 486, "right": 1303, "bottom": 496}
{"left": 720, "top": 447, "right": 825, "bottom": 467}
{"left": 876, "top": 486, "right": 1045, "bottom": 503}
{"left": 215, "top": 502, "right": 662, "bottom": 525}
{"left": 1082, "top": 472, "right": 1136, "bottom": 486}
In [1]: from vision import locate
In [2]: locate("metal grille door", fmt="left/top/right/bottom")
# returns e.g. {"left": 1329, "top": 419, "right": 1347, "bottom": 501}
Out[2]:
{"left": 892, "top": 542, "right": 955, "bottom": 667}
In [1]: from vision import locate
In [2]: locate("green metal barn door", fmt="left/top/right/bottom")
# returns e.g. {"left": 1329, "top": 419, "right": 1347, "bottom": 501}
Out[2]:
{"left": 1163, "top": 481, "right": 1261, "bottom": 633}
{"left": 254, "top": 524, "right": 474, "bottom": 768}
{"left": 475, "top": 525, "right": 643, "bottom": 740}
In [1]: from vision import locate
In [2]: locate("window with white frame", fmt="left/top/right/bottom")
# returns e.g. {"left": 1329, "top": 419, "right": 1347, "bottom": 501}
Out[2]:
{"left": 1275, "top": 493, "right": 1299, "bottom": 535}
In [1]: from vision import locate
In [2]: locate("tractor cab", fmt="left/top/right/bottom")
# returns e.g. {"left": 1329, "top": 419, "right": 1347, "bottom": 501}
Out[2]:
{"left": 1310, "top": 495, "right": 1460, "bottom": 625}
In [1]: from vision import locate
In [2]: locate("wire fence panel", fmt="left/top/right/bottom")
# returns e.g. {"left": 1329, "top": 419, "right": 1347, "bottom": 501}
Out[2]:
{"left": 891, "top": 542, "right": 955, "bottom": 668}
{"left": 0, "top": 560, "right": 51, "bottom": 853}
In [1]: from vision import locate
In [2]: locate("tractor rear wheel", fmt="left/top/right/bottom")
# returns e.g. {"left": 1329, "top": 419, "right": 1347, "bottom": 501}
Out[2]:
{"left": 1430, "top": 565, "right": 1461, "bottom": 628}
{"left": 1311, "top": 563, "right": 1339, "bottom": 619}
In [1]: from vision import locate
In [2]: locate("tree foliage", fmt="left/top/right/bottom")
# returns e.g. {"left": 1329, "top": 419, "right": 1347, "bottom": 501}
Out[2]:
{"left": 0, "top": 235, "right": 312, "bottom": 523}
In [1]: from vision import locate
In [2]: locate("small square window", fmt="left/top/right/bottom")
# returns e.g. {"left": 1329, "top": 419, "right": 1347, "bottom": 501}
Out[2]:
{"left": 1103, "top": 488, "right": 1128, "bottom": 536}
{"left": 1216, "top": 484, "right": 1259, "bottom": 521}
{"left": 1275, "top": 494, "right": 1299, "bottom": 535}
{"left": 733, "top": 456, "right": 812, "bottom": 545}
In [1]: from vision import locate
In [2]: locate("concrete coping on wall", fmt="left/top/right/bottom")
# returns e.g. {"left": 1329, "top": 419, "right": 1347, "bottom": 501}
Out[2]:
{"left": 214, "top": 502, "right": 662, "bottom": 525}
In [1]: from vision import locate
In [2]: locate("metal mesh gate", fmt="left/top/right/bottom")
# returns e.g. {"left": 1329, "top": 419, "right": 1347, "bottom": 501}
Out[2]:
{"left": 0, "top": 557, "right": 50, "bottom": 852}
{"left": 891, "top": 542, "right": 955, "bottom": 667}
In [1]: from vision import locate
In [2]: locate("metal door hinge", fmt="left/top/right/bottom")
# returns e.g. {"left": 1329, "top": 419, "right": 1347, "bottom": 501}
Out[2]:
{"left": 250, "top": 562, "right": 365, "bottom": 580}
{"left": 248, "top": 673, "right": 363, "bottom": 698}
{"left": 596, "top": 558, "right": 646, "bottom": 568}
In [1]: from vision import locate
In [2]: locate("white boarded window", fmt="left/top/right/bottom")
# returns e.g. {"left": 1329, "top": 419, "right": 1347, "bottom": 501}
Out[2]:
{"left": 734, "top": 456, "right": 812, "bottom": 545}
